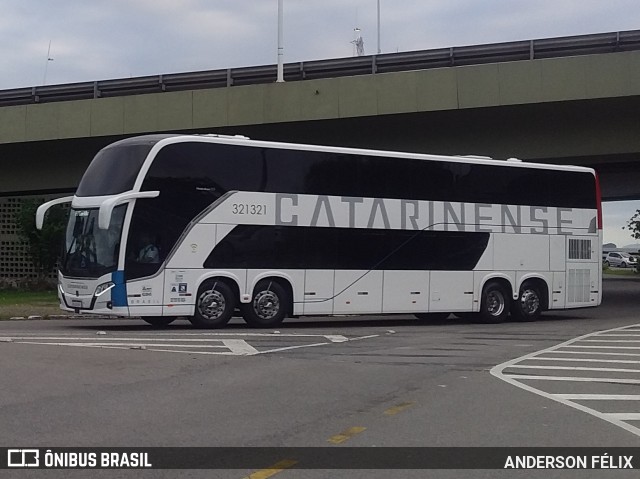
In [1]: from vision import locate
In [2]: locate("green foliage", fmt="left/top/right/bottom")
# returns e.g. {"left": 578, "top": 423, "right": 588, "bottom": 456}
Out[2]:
{"left": 0, "top": 289, "right": 58, "bottom": 306}
{"left": 14, "top": 199, "right": 67, "bottom": 280}
{"left": 624, "top": 209, "right": 640, "bottom": 240}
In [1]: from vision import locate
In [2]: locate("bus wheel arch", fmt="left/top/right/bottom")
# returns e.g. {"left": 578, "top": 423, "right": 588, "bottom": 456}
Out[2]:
{"left": 241, "top": 277, "right": 292, "bottom": 328}
{"left": 189, "top": 277, "right": 238, "bottom": 329}
{"left": 512, "top": 277, "right": 548, "bottom": 322}
{"left": 477, "top": 278, "right": 512, "bottom": 323}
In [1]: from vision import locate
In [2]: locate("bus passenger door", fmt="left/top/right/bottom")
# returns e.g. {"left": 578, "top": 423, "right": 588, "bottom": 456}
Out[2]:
{"left": 303, "top": 270, "right": 334, "bottom": 315}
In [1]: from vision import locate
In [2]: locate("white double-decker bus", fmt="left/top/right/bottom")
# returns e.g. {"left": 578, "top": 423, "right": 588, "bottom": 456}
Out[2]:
{"left": 37, "top": 134, "right": 602, "bottom": 328}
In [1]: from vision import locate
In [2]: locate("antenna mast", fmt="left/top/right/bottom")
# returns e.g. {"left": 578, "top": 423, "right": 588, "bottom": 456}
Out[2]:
{"left": 352, "top": 28, "right": 365, "bottom": 56}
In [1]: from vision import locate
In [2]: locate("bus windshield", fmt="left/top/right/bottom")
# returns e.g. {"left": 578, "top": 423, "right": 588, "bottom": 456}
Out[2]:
{"left": 60, "top": 206, "right": 127, "bottom": 278}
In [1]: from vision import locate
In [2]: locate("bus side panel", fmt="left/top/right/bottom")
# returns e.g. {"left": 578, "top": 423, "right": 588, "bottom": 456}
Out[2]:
{"left": 382, "top": 271, "right": 429, "bottom": 313}
{"left": 429, "top": 271, "right": 473, "bottom": 312}
{"left": 303, "top": 270, "right": 334, "bottom": 315}
{"left": 333, "top": 270, "right": 383, "bottom": 314}
{"left": 551, "top": 272, "right": 566, "bottom": 309}
{"left": 549, "top": 235, "right": 566, "bottom": 271}
{"left": 494, "top": 234, "right": 550, "bottom": 271}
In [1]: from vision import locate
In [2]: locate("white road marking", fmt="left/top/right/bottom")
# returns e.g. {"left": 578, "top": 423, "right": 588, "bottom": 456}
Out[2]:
{"left": 548, "top": 350, "right": 640, "bottom": 357}
{"left": 580, "top": 339, "right": 640, "bottom": 343}
{"left": 563, "top": 345, "right": 640, "bottom": 349}
{"left": 605, "top": 413, "right": 640, "bottom": 421}
{"left": 554, "top": 394, "right": 640, "bottom": 400}
{"left": 491, "top": 323, "right": 640, "bottom": 438}
{"left": 0, "top": 333, "right": 378, "bottom": 356}
{"left": 528, "top": 357, "right": 640, "bottom": 364}
{"left": 15, "top": 339, "right": 259, "bottom": 355}
{"left": 506, "top": 365, "right": 640, "bottom": 373}
{"left": 504, "top": 375, "right": 640, "bottom": 384}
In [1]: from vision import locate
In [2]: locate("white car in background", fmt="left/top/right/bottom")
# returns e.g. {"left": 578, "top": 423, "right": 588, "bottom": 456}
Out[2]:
{"left": 604, "top": 252, "right": 638, "bottom": 268}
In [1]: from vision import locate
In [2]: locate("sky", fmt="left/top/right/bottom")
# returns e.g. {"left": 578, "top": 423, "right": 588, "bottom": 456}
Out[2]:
{"left": 1, "top": 0, "right": 639, "bottom": 245}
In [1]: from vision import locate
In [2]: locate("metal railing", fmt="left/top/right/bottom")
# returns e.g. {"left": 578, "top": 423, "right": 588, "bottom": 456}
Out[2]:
{"left": 1, "top": 29, "right": 639, "bottom": 107}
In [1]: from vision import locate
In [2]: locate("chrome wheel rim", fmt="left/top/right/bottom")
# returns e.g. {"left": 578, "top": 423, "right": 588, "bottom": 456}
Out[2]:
{"left": 198, "top": 289, "right": 225, "bottom": 320}
{"left": 486, "top": 290, "right": 505, "bottom": 316}
{"left": 519, "top": 289, "right": 540, "bottom": 315}
{"left": 253, "top": 290, "right": 280, "bottom": 320}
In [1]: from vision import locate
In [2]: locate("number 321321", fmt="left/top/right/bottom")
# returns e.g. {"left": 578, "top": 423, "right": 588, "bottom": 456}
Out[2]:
{"left": 231, "top": 203, "right": 267, "bottom": 215}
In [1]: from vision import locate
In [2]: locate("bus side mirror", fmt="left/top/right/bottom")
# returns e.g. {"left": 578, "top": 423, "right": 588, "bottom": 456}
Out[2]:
{"left": 36, "top": 196, "right": 74, "bottom": 230}
{"left": 98, "top": 190, "right": 160, "bottom": 230}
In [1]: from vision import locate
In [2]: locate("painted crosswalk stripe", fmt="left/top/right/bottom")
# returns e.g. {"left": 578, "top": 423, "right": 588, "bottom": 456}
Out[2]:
{"left": 505, "top": 364, "right": 640, "bottom": 373}
{"left": 491, "top": 322, "right": 640, "bottom": 439}
{"left": 553, "top": 394, "right": 640, "bottom": 400}
{"left": 503, "top": 374, "right": 640, "bottom": 384}
{"left": 604, "top": 413, "right": 640, "bottom": 421}
{"left": 527, "top": 357, "right": 640, "bottom": 364}
{"left": 547, "top": 350, "right": 640, "bottom": 357}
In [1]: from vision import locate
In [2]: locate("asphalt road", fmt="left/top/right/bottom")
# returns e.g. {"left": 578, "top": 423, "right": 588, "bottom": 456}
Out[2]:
{"left": 1, "top": 277, "right": 639, "bottom": 479}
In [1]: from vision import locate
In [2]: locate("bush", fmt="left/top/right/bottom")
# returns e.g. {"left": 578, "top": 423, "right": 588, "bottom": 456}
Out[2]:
{"left": 14, "top": 199, "right": 68, "bottom": 281}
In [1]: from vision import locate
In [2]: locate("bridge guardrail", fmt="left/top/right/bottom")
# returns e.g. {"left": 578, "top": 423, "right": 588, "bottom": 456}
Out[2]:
{"left": 1, "top": 29, "right": 639, "bottom": 107}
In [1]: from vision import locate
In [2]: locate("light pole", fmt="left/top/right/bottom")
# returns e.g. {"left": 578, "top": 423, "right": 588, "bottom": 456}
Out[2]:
{"left": 377, "top": 0, "right": 381, "bottom": 54}
{"left": 43, "top": 40, "right": 54, "bottom": 85}
{"left": 276, "top": 0, "right": 284, "bottom": 82}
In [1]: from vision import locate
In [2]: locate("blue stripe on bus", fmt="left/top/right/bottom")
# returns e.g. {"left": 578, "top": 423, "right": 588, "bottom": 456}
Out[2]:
{"left": 111, "top": 270, "right": 127, "bottom": 307}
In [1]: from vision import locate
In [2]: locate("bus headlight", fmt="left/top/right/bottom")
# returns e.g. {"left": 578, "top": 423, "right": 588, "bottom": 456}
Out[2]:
{"left": 94, "top": 282, "right": 115, "bottom": 297}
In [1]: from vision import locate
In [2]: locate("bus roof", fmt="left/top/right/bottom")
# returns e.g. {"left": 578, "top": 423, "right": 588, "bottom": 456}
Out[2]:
{"left": 116, "top": 133, "right": 596, "bottom": 176}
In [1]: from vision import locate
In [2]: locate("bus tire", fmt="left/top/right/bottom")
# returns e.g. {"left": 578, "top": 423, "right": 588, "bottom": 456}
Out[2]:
{"left": 190, "top": 280, "right": 236, "bottom": 329}
{"left": 241, "top": 280, "right": 288, "bottom": 328}
{"left": 415, "top": 312, "right": 450, "bottom": 321}
{"left": 143, "top": 317, "right": 176, "bottom": 327}
{"left": 512, "top": 282, "right": 543, "bottom": 322}
{"left": 477, "top": 281, "right": 510, "bottom": 323}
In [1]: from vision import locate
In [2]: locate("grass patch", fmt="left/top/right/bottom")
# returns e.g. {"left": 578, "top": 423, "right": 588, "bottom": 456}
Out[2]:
{"left": 0, "top": 289, "right": 61, "bottom": 319}
{"left": 602, "top": 268, "right": 639, "bottom": 276}
{"left": 0, "top": 290, "right": 58, "bottom": 306}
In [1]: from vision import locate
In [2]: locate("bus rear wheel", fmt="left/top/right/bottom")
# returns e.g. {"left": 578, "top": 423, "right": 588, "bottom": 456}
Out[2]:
{"left": 143, "top": 317, "right": 176, "bottom": 327}
{"left": 241, "top": 280, "right": 288, "bottom": 328}
{"left": 190, "top": 280, "right": 236, "bottom": 329}
{"left": 476, "top": 281, "right": 510, "bottom": 323}
{"left": 512, "top": 283, "right": 543, "bottom": 322}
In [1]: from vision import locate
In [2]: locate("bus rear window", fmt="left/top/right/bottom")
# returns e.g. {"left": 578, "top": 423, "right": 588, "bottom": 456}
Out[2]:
{"left": 75, "top": 144, "right": 153, "bottom": 197}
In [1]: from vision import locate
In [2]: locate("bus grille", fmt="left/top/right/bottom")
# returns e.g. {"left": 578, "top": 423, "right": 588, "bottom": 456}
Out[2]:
{"left": 567, "top": 269, "right": 590, "bottom": 303}
{"left": 568, "top": 239, "right": 592, "bottom": 260}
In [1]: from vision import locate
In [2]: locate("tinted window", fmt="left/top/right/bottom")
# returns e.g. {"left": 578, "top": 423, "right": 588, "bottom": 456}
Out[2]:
{"left": 126, "top": 143, "right": 268, "bottom": 279}
{"left": 204, "top": 226, "right": 489, "bottom": 271}
{"left": 140, "top": 141, "right": 596, "bottom": 210}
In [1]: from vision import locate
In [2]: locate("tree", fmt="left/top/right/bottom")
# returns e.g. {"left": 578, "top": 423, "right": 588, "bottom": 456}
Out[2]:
{"left": 625, "top": 209, "right": 640, "bottom": 241}
{"left": 624, "top": 209, "right": 640, "bottom": 273}
{"left": 14, "top": 199, "right": 68, "bottom": 281}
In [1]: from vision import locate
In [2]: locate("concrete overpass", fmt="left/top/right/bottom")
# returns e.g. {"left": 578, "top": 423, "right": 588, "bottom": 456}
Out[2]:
{"left": 1, "top": 29, "right": 640, "bottom": 202}
{"left": 3, "top": 30, "right": 640, "bottom": 282}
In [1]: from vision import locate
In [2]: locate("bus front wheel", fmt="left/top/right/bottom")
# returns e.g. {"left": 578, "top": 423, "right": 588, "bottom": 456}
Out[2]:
{"left": 190, "top": 280, "right": 236, "bottom": 329}
{"left": 241, "top": 280, "right": 288, "bottom": 328}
